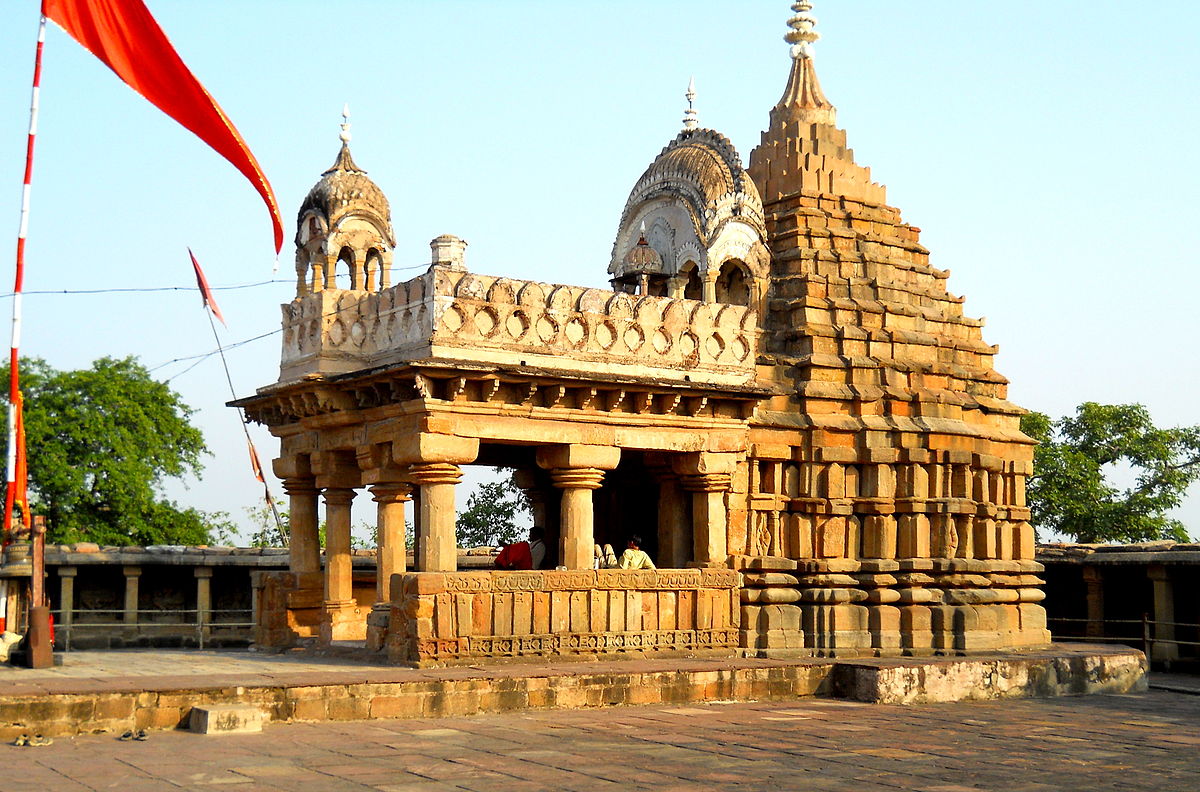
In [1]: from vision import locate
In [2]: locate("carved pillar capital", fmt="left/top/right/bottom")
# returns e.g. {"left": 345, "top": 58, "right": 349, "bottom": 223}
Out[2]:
{"left": 281, "top": 477, "right": 318, "bottom": 497}
{"left": 408, "top": 462, "right": 463, "bottom": 486}
{"left": 680, "top": 472, "right": 732, "bottom": 493}
{"left": 322, "top": 487, "right": 356, "bottom": 508}
{"left": 370, "top": 481, "right": 413, "bottom": 504}
{"left": 549, "top": 468, "right": 606, "bottom": 490}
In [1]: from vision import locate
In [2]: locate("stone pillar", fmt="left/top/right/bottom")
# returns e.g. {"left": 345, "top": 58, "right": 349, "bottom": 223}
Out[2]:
{"left": 674, "top": 452, "right": 739, "bottom": 565}
{"left": 537, "top": 444, "right": 621, "bottom": 570}
{"left": 703, "top": 271, "right": 718, "bottom": 303}
{"left": 1148, "top": 564, "right": 1178, "bottom": 664}
{"left": 195, "top": 567, "right": 213, "bottom": 648}
{"left": 58, "top": 566, "right": 76, "bottom": 650}
{"left": 513, "top": 468, "right": 549, "bottom": 529}
{"left": 322, "top": 488, "right": 356, "bottom": 608}
{"left": 123, "top": 565, "right": 141, "bottom": 629}
{"left": 371, "top": 482, "right": 411, "bottom": 603}
{"left": 681, "top": 474, "right": 732, "bottom": 564}
{"left": 656, "top": 473, "right": 689, "bottom": 568}
{"left": 323, "top": 253, "right": 338, "bottom": 290}
{"left": 283, "top": 477, "right": 321, "bottom": 576}
{"left": 1082, "top": 566, "right": 1104, "bottom": 639}
{"left": 410, "top": 464, "right": 463, "bottom": 572}
{"left": 550, "top": 469, "right": 607, "bottom": 569}
{"left": 390, "top": 433, "right": 480, "bottom": 573}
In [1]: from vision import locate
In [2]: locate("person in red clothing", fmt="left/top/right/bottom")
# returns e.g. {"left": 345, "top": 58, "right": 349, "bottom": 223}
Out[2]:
{"left": 494, "top": 526, "right": 546, "bottom": 570}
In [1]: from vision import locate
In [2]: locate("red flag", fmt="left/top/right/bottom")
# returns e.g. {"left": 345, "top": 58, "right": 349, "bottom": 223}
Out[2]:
{"left": 245, "top": 434, "right": 265, "bottom": 484}
{"left": 188, "top": 248, "right": 225, "bottom": 326}
{"left": 41, "top": 0, "right": 284, "bottom": 254}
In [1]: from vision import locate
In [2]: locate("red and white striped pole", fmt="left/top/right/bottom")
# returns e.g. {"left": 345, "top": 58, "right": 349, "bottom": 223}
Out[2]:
{"left": 5, "top": 16, "right": 46, "bottom": 538}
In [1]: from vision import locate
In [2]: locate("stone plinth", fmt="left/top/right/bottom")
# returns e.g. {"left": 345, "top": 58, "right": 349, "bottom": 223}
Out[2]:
{"left": 388, "top": 568, "right": 741, "bottom": 666}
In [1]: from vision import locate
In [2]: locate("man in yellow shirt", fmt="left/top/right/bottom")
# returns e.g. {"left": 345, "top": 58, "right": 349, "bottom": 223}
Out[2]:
{"left": 618, "top": 535, "right": 655, "bottom": 570}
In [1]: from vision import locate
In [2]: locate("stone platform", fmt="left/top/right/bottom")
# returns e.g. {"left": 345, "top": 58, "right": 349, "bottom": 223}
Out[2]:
{"left": 0, "top": 645, "right": 1145, "bottom": 739}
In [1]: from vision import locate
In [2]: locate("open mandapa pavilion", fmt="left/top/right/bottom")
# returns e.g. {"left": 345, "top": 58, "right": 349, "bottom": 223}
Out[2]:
{"left": 236, "top": 3, "right": 1050, "bottom": 669}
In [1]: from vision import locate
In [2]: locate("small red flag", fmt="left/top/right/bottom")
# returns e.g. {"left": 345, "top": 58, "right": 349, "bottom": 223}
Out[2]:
{"left": 188, "top": 248, "right": 225, "bottom": 326}
{"left": 245, "top": 435, "right": 265, "bottom": 484}
{"left": 41, "top": 0, "right": 284, "bottom": 253}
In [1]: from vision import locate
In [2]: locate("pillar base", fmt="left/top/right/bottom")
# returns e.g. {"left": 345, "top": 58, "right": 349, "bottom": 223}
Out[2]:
{"left": 319, "top": 600, "right": 367, "bottom": 643}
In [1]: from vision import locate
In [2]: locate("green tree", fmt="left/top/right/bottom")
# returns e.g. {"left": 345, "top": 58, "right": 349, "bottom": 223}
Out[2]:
{"left": 1, "top": 356, "right": 222, "bottom": 546}
{"left": 456, "top": 473, "right": 531, "bottom": 548}
{"left": 1022, "top": 403, "right": 1200, "bottom": 543}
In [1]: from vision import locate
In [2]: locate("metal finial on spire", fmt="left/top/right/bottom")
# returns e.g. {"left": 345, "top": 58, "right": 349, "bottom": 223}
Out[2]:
{"left": 339, "top": 103, "right": 352, "bottom": 144}
{"left": 682, "top": 76, "right": 699, "bottom": 131}
{"left": 785, "top": 1, "right": 820, "bottom": 60}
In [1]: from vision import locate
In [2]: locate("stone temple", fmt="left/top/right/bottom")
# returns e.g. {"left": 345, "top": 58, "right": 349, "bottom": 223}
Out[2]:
{"left": 238, "top": 2, "right": 1048, "bottom": 666}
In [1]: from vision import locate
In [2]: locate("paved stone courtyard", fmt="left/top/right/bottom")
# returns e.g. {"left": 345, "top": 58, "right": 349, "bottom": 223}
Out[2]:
{"left": 4, "top": 688, "right": 1197, "bottom": 791}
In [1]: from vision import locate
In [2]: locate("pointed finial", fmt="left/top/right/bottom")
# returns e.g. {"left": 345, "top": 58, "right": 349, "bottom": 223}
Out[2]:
{"left": 339, "top": 103, "right": 352, "bottom": 144}
{"left": 682, "top": 76, "right": 699, "bottom": 131}
{"left": 786, "top": 1, "right": 820, "bottom": 60}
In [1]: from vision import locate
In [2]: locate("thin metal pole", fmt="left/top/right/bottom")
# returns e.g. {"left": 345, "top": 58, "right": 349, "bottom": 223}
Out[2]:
{"left": 5, "top": 17, "right": 46, "bottom": 539}
{"left": 201, "top": 295, "right": 286, "bottom": 540}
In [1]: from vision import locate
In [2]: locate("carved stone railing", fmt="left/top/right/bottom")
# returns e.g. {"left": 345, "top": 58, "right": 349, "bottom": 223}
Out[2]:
{"left": 279, "top": 267, "right": 759, "bottom": 386}
{"left": 386, "top": 568, "right": 740, "bottom": 666}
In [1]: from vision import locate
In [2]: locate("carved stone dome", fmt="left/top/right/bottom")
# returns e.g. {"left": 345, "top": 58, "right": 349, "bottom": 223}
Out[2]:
{"left": 640, "top": 129, "right": 762, "bottom": 213}
{"left": 296, "top": 143, "right": 395, "bottom": 248}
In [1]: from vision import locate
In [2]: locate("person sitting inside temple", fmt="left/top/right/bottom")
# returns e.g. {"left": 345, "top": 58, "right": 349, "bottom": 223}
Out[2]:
{"left": 617, "top": 534, "right": 655, "bottom": 570}
{"left": 594, "top": 543, "right": 618, "bottom": 569}
{"left": 494, "top": 526, "right": 546, "bottom": 570}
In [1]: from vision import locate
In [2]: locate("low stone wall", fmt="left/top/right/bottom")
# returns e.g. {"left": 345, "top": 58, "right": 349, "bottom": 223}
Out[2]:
{"left": 386, "top": 568, "right": 741, "bottom": 666}
{"left": 0, "top": 646, "right": 1146, "bottom": 739}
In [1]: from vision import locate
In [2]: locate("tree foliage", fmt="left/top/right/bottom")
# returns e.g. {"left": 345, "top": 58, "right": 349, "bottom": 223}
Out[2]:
{"left": 456, "top": 473, "right": 531, "bottom": 548}
{"left": 1, "top": 356, "right": 221, "bottom": 546}
{"left": 1022, "top": 403, "right": 1200, "bottom": 543}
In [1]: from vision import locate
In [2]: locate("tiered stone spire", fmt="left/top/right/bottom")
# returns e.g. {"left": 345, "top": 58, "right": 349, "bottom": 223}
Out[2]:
{"left": 748, "top": 0, "right": 884, "bottom": 204}
{"left": 682, "top": 77, "right": 699, "bottom": 131}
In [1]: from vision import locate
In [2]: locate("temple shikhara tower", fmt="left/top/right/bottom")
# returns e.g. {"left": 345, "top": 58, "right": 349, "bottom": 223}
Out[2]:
{"left": 239, "top": 2, "right": 1048, "bottom": 665}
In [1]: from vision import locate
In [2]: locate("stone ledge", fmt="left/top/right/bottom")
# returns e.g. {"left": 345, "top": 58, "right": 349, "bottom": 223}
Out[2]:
{"left": 0, "top": 645, "right": 1144, "bottom": 739}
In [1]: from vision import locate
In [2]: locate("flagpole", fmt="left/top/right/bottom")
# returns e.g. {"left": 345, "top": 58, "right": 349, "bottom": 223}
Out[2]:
{"left": 198, "top": 281, "right": 286, "bottom": 543}
{"left": 5, "top": 16, "right": 47, "bottom": 551}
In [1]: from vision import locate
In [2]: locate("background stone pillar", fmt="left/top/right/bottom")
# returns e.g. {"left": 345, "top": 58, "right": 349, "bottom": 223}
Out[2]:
{"left": 1148, "top": 564, "right": 1178, "bottom": 664}
{"left": 410, "top": 463, "right": 462, "bottom": 572}
{"left": 371, "top": 482, "right": 411, "bottom": 603}
{"left": 58, "top": 566, "right": 76, "bottom": 650}
{"left": 122, "top": 565, "right": 141, "bottom": 629}
{"left": 550, "top": 468, "right": 606, "bottom": 569}
{"left": 195, "top": 566, "right": 213, "bottom": 648}
{"left": 1082, "top": 566, "right": 1104, "bottom": 638}
{"left": 655, "top": 472, "right": 689, "bottom": 568}
{"left": 322, "top": 488, "right": 356, "bottom": 607}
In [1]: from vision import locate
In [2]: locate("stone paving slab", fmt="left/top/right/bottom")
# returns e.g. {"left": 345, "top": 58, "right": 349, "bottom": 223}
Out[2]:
{"left": 1, "top": 691, "right": 1197, "bottom": 791}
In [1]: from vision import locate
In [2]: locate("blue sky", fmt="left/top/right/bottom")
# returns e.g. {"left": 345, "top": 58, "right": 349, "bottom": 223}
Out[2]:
{"left": 1, "top": 0, "right": 1197, "bottom": 541}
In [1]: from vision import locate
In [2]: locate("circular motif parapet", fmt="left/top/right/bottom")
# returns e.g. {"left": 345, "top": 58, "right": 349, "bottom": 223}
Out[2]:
{"left": 442, "top": 304, "right": 465, "bottom": 333}
{"left": 564, "top": 317, "right": 588, "bottom": 348}
{"left": 474, "top": 307, "right": 499, "bottom": 337}
{"left": 350, "top": 320, "right": 367, "bottom": 346}
{"left": 623, "top": 325, "right": 645, "bottom": 352}
{"left": 506, "top": 310, "right": 530, "bottom": 340}
{"left": 651, "top": 328, "right": 672, "bottom": 355}
{"left": 535, "top": 315, "right": 559, "bottom": 344}
{"left": 595, "top": 321, "right": 616, "bottom": 350}
{"left": 705, "top": 332, "right": 726, "bottom": 359}
{"left": 731, "top": 334, "right": 750, "bottom": 361}
{"left": 328, "top": 319, "right": 346, "bottom": 346}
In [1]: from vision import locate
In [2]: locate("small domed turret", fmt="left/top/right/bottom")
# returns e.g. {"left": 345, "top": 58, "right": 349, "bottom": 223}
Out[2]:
{"left": 294, "top": 107, "right": 396, "bottom": 296}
